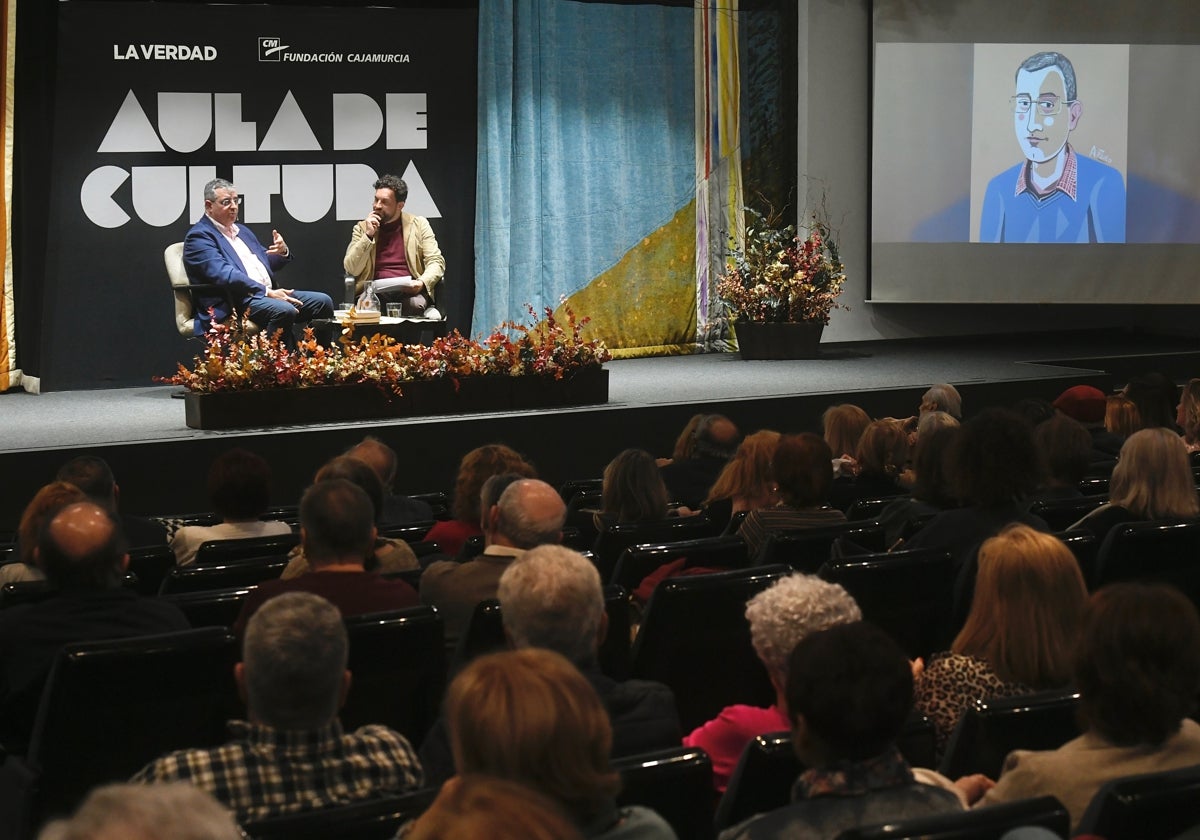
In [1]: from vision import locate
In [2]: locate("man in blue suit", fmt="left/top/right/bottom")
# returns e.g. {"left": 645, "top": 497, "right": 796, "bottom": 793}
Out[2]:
{"left": 184, "top": 178, "right": 333, "bottom": 346}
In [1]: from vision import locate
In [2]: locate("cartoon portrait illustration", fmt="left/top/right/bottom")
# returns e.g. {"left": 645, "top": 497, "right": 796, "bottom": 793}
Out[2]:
{"left": 979, "top": 51, "right": 1126, "bottom": 243}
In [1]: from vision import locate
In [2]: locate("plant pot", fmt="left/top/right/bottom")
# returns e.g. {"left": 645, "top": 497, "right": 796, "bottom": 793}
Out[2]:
{"left": 734, "top": 320, "right": 825, "bottom": 360}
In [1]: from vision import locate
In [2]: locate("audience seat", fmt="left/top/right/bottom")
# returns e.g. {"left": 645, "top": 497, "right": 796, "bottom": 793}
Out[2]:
{"left": 1076, "top": 762, "right": 1200, "bottom": 840}
{"left": 845, "top": 497, "right": 897, "bottom": 521}
{"left": 1093, "top": 520, "right": 1200, "bottom": 610}
{"left": 714, "top": 715, "right": 938, "bottom": 832}
{"left": 1078, "top": 476, "right": 1110, "bottom": 495}
{"left": 630, "top": 565, "right": 790, "bottom": 731}
{"left": 592, "top": 515, "right": 716, "bottom": 582}
{"left": 408, "top": 491, "right": 449, "bottom": 520}
{"left": 377, "top": 521, "right": 436, "bottom": 542}
{"left": 193, "top": 533, "right": 299, "bottom": 566}
{"left": 834, "top": 795, "right": 1069, "bottom": 840}
{"left": 938, "top": 690, "right": 1081, "bottom": 780}
{"left": 126, "top": 544, "right": 178, "bottom": 596}
{"left": 818, "top": 548, "right": 956, "bottom": 660}
{"left": 564, "top": 491, "right": 604, "bottom": 549}
{"left": 159, "top": 585, "right": 256, "bottom": 629}
{"left": 755, "top": 522, "right": 886, "bottom": 573}
{"left": 241, "top": 788, "right": 438, "bottom": 840}
{"left": 158, "top": 558, "right": 288, "bottom": 595}
{"left": 261, "top": 505, "right": 300, "bottom": 527}
{"left": 341, "top": 607, "right": 447, "bottom": 748}
{"left": 8, "top": 628, "right": 239, "bottom": 833}
{"left": 1055, "top": 529, "right": 1100, "bottom": 589}
{"left": 1028, "top": 494, "right": 1107, "bottom": 532}
{"left": 558, "top": 478, "right": 603, "bottom": 503}
{"left": 611, "top": 534, "right": 750, "bottom": 592}
{"left": 613, "top": 746, "right": 716, "bottom": 840}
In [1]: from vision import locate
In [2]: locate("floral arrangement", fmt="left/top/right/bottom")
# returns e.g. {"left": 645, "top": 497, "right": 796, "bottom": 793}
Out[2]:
{"left": 159, "top": 302, "right": 611, "bottom": 394}
{"left": 715, "top": 204, "right": 847, "bottom": 325}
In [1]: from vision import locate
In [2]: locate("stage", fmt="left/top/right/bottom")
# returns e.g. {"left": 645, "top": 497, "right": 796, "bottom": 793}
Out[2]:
{"left": 2, "top": 330, "right": 1197, "bottom": 529}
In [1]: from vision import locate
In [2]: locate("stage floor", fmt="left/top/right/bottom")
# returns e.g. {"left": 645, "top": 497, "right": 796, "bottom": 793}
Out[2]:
{"left": 4, "top": 331, "right": 1197, "bottom": 454}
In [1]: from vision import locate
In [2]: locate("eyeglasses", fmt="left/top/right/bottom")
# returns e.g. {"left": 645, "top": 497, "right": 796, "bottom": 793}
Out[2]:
{"left": 1010, "top": 95, "right": 1074, "bottom": 117}
{"left": 214, "top": 196, "right": 242, "bottom": 207}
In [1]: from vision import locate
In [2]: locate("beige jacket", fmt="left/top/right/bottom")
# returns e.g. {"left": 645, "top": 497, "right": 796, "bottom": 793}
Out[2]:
{"left": 343, "top": 211, "right": 445, "bottom": 299}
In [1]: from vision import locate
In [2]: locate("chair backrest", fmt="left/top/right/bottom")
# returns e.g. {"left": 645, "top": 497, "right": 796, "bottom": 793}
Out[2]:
{"left": 160, "top": 585, "right": 257, "bottom": 629}
{"left": 127, "top": 544, "right": 178, "bottom": 596}
{"left": 454, "top": 598, "right": 505, "bottom": 669}
{"left": 818, "top": 548, "right": 957, "bottom": 659}
{"left": 26, "top": 627, "right": 240, "bottom": 824}
{"left": 165, "top": 242, "right": 195, "bottom": 337}
{"left": 714, "top": 715, "right": 939, "bottom": 832}
{"left": 565, "top": 491, "right": 604, "bottom": 548}
{"left": 1028, "top": 494, "right": 1108, "bottom": 532}
{"left": 378, "top": 521, "right": 436, "bottom": 542}
{"left": 631, "top": 565, "right": 790, "bottom": 731}
{"left": 1056, "top": 528, "right": 1100, "bottom": 589}
{"left": 1077, "top": 762, "right": 1200, "bottom": 840}
{"left": 341, "top": 607, "right": 447, "bottom": 747}
{"left": 756, "top": 522, "right": 887, "bottom": 573}
{"left": 408, "top": 492, "right": 450, "bottom": 519}
{"left": 600, "top": 584, "right": 632, "bottom": 680}
{"left": 242, "top": 788, "right": 438, "bottom": 840}
{"left": 159, "top": 558, "right": 288, "bottom": 594}
{"left": 611, "top": 534, "right": 750, "bottom": 591}
{"left": 613, "top": 746, "right": 716, "bottom": 840}
{"left": 194, "top": 533, "right": 299, "bottom": 566}
{"left": 592, "top": 515, "right": 716, "bottom": 582}
{"left": 938, "top": 689, "right": 1082, "bottom": 779}
{"left": 559, "top": 478, "right": 604, "bottom": 503}
{"left": 1094, "top": 520, "right": 1200, "bottom": 610}
{"left": 846, "top": 497, "right": 896, "bottom": 521}
{"left": 835, "top": 795, "right": 1069, "bottom": 840}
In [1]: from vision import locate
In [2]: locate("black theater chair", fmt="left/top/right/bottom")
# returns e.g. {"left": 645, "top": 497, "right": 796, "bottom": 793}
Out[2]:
{"left": 835, "top": 795, "right": 1069, "bottom": 840}
{"left": 938, "top": 689, "right": 1082, "bottom": 780}
{"left": 613, "top": 746, "right": 716, "bottom": 840}
{"left": 1093, "top": 520, "right": 1200, "bottom": 610}
{"left": 1028, "top": 494, "right": 1107, "bottom": 532}
{"left": 126, "top": 544, "right": 178, "bottom": 595}
{"left": 630, "top": 565, "right": 790, "bottom": 731}
{"left": 611, "top": 534, "right": 750, "bottom": 592}
{"left": 242, "top": 788, "right": 439, "bottom": 840}
{"left": 158, "top": 558, "right": 288, "bottom": 594}
{"left": 755, "top": 522, "right": 886, "bottom": 573}
{"left": 193, "top": 532, "right": 299, "bottom": 566}
{"left": 818, "top": 548, "right": 956, "bottom": 660}
{"left": 377, "top": 521, "right": 436, "bottom": 542}
{"left": 341, "top": 607, "right": 447, "bottom": 747}
{"left": 1077, "top": 762, "right": 1200, "bottom": 840}
{"left": 591, "top": 515, "right": 716, "bottom": 582}
{"left": 160, "top": 585, "right": 257, "bottom": 629}
{"left": 1056, "top": 528, "right": 1100, "bottom": 589}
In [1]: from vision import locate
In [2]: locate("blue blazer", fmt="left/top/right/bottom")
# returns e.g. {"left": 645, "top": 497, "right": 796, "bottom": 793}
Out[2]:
{"left": 183, "top": 214, "right": 292, "bottom": 335}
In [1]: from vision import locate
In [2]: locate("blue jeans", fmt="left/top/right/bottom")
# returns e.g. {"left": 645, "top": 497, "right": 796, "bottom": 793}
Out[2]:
{"left": 247, "top": 290, "right": 334, "bottom": 348}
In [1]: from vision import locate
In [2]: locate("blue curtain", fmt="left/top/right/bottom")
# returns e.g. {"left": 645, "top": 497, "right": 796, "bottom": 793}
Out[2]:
{"left": 474, "top": 0, "right": 694, "bottom": 337}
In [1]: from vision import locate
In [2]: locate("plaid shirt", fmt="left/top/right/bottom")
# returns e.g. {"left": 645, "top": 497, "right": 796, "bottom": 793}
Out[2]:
{"left": 131, "top": 719, "right": 423, "bottom": 824}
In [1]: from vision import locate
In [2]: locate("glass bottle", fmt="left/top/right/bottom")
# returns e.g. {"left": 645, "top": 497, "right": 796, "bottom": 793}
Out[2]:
{"left": 356, "top": 280, "right": 380, "bottom": 313}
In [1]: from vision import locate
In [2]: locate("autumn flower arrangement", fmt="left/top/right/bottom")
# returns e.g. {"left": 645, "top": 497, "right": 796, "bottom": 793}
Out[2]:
{"left": 715, "top": 205, "right": 847, "bottom": 325}
{"left": 160, "top": 302, "right": 610, "bottom": 394}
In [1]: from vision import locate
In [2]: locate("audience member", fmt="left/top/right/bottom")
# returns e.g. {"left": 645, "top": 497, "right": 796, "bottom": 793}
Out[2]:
{"left": 920, "top": 384, "right": 962, "bottom": 420}
{"left": 1104, "top": 393, "right": 1141, "bottom": 439}
{"left": 445, "top": 648, "right": 677, "bottom": 839}
{"left": 660, "top": 413, "right": 705, "bottom": 465}
{"left": 233, "top": 480, "right": 418, "bottom": 636}
{"left": 407, "top": 775, "right": 585, "bottom": 840}
{"left": 345, "top": 435, "right": 434, "bottom": 526}
{"left": 1052, "top": 384, "right": 1123, "bottom": 461}
{"left": 737, "top": 434, "right": 847, "bottom": 559}
{"left": 822, "top": 404, "right": 871, "bottom": 473}
{"left": 1122, "top": 372, "right": 1179, "bottom": 431}
{"left": 1012, "top": 397, "right": 1056, "bottom": 428}
{"left": 280, "top": 455, "right": 417, "bottom": 579}
{"left": 977, "top": 583, "right": 1200, "bottom": 831}
{"left": 703, "top": 430, "right": 782, "bottom": 532}
{"left": 1176, "top": 378, "right": 1200, "bottom": 455}
{"left": 877, "top": 425, "right": 960, "bottom": 546}
{"left": 420, "top": 545, "right": 681, "bottom": 785}
{"left": 1068, "top": 427, "right": 1200, "bottom": 542}
{"left": 425, "top": 444, "right": 536, "bottom": 557}
{"left": 684, "top": 573, "right": 861, "bottom": 793}
{"left": 38, "top": 782, "right": 242, "bottom": 840}
{"left": 0, "top": 503, "right": 188, "bottom": 752}
{"left": 831, "top": 418, "right": 910, "bottom": 510}
{"left": 1, "top": 481, "right": 86, "bottom": 585}
{"left": 421, "top": 478, "right": 566, "bottom": 647}
{"left": 659, "top": 414, "right": 740, "bottom": 509}
{"left": 169, "top": 448, "right": 291, "bottom": 566}
{"left": 597, "top": 449, "right": 673, "bottom": 527}
{"left": 916, "top": 409, "right": 959, "bottom": 438}
{"left": 719, "top": 623, "right": 968, "bottom": 840}
{"left": 915, "top": 525, "right": 1086, "bottom": 755}
{"left": 1026, "top": 412, "right": 1091, "bottom": 504}
{"left": 56, "top": 455, "right": 168, "bottom": 548}
{"left": 132, "top": 592, "right": 423, "bottom": 823}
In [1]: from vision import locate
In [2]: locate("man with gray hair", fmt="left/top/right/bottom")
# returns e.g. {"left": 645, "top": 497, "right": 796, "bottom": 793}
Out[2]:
{"left": 184, "top": 177, "right": 334, "bottom": 346}
{"left": 660, "top": 413, "right": 741, "bottom": 509}
{"left": 132, "top": 592, "right": 422, "bottom": 823}
{"left": 39, "top": 782, "right": 242, "bottom": 840}
{"left": 417, "top": 544, "right": 681, "bottom": 785}
{"left": 420, "top": 478, "right": 566, "bottom": 647}
{"left": 920, "top": 384, "right": 962, "bottom": 420}
{"left": 345, "top": 436, "right": 433, "bottom": 527}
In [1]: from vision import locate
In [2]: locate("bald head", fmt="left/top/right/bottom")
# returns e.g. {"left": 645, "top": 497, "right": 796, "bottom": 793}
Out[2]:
{"left": 38, "top": 501, "right": 127, "bottom": 590}
{"left": 493, "top": 479, "right": 567, "bottom": 549}
{"left": 346, "top": 436, "right": 397, "bottom": 486}
{"left": 695, "top": 415, "right": 740, "bottom": 459}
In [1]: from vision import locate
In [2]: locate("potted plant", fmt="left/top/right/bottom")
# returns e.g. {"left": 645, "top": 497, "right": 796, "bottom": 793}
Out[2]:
{"left": 715, "top": 203, "right": 847, "bottom": 359}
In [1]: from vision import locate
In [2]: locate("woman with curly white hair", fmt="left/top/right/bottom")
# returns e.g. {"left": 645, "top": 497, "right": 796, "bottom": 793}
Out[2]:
{"left": 683, "top": 573, "right": 861, "bottom": 794}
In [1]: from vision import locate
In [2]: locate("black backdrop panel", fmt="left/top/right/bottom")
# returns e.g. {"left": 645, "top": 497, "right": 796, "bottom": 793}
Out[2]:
{"left": 43, "top": 2, "right": 477, "bottom": 389}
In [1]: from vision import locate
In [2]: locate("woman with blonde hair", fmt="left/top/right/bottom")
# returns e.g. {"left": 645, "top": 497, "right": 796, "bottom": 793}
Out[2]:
{"left": 1, "top": 482, "right": 87, "bottom": 585}
{"left": 915, "top": 524, "right": 1087, "bottom": 754}
{"left": 822, "top": 404, "right": 871, "bottom": 466}
{"left": 1069, "top": 427, "right": 1200, "bottom": 543}
{"left": 1176, "top": 378, "right": 1200, "bottom": 454}
{"left": 445, "top": 648, "right": 677, "bottom": 839}
{"left": 702, "top": 430, "right": 781, "bottom": 531}
{"left": 425, "top": 444, "right": 537, "bottom": 557}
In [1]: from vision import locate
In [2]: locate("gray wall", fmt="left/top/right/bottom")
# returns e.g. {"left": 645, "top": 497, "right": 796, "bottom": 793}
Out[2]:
{"left": 799, "top": 0, "right": 1198, "bottom": 345}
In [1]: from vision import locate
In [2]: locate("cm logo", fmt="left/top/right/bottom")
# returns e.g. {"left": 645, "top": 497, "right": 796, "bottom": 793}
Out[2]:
{"left": 259, "top": 37, "right": 288, "bottom": 61}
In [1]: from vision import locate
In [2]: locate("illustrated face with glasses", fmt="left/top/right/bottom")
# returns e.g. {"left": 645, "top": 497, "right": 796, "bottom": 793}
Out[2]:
{"left": 1012, "top": 65, "right": 1081, "bottom": 168}
{"left": 206, "top": 186, "right": 242, "bottom": 226}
